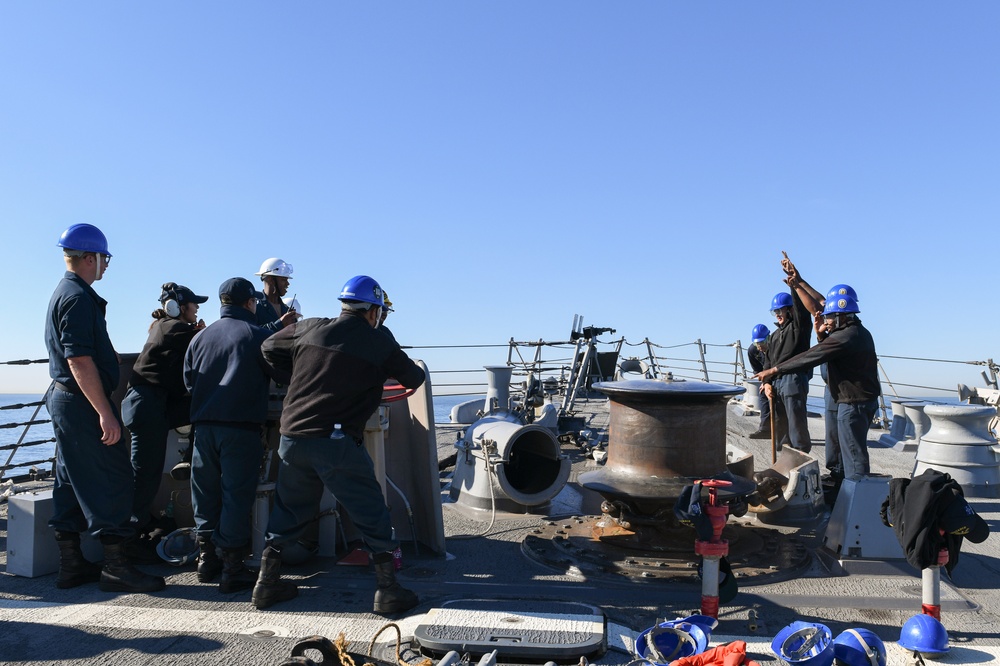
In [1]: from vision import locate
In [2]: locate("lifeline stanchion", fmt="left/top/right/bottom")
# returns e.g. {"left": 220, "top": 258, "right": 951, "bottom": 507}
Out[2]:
{"left": 694, "top": 478, "right": 731, "bottom": 619}
{"left": 921, "top": 532, "right": 949, "bottom": 621}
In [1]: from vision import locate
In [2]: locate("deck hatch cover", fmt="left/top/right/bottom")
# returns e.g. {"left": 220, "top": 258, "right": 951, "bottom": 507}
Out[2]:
{"left": 413, "top": 599, "right": 606, "bottom": 661}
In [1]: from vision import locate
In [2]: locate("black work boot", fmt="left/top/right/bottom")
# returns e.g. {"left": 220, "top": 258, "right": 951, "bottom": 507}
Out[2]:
{"left": 55, "top": 531, "right": 101, "bottom": 589}
{"left": 99, "top": 540, "right": 166, "bottom": 593}
{"left": 124, "top": 535, "right": 162, "bottom": 565}
{"left": 252, "top": 544, "right": 298, "bottom": 610}
{"left": 219, "top": 547, "right": 257, "bottom": 593}
{"left": 372, "top": 551, "right": 418, "bottom": 615}
{"left": 197, "top": 537, "right": 223, "bottom": 583}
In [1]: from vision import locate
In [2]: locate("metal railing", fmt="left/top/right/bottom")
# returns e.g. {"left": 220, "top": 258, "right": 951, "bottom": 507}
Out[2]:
{"left": 3, "top": 343, "right": 997, "bottom": 483}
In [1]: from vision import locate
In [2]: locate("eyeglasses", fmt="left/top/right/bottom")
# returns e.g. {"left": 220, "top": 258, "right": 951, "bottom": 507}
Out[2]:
{"left": 68, "top": 251, "right": 111, "bottom": 264}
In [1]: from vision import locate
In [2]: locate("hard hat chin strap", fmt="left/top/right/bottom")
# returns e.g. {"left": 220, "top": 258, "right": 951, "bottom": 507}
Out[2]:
{"left": 646, "top": 626, "right": 697, "bottom": 664}
{"left": 783, "top": 627, "right": 824, "bottom": 660}
{"left": 843, "top": 629, "right": 879, "bottom": 666}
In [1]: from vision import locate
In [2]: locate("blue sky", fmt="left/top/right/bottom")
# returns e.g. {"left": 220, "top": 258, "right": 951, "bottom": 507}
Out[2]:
{"left": 2, "top": 3, "right": 998, "bottom": 394}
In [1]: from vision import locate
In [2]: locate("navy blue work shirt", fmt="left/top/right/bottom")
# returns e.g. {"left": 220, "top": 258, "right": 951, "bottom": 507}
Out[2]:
{"left": 45, "top": 271, "right": 119, "bottom": 395}
{"left": 255, "top": 290, "right": 289, "bottom": 334}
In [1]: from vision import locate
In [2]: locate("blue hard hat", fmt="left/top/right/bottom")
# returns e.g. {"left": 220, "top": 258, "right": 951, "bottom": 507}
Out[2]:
{"left": 823, "top": 295, "right": 860, "bottom": 315}
{"left": 156, "top": 527, "right": 198, "bottom": 566}
{"left": 898, "top": 614, "right": 950, "bottom": 656}
{"left": 635, "top": 620, "right": 709, "bottom": 665}
{"left": 57, "top": 223, "right": 111, "bottom": 256}
{"left": 752, "top": 324, "right": 770, "bottom": 343}
{"left": 832, "top": 628, "right": 886, "bottom": 666}
{"left": 770, "top": 621, "right": 834, "bottom": 666}
{"left": 771, "top": 292, "right": 793, "bottom": 312}
{"left": 338, "top": 275, "right": 384, "bottom": 308}
{"left": 826, "top": 284, "right": 858, "bottom": 302}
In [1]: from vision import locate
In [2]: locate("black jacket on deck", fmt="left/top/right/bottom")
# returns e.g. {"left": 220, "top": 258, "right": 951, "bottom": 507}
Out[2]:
{"left": 774, "top": 318, "right": 879, "bottom": 404}
{"left": 261, "top": 310, "right": 425, "bottom": 441}
{"left": 883, "top": 469, "right": 971, "bottom": 574}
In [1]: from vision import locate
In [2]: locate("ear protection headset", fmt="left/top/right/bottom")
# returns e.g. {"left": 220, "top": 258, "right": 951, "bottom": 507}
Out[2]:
{"left": 161, "top": 283, "right": 182, "bottom": 318}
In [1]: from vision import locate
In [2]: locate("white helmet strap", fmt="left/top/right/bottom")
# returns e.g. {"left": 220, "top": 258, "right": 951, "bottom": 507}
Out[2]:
{"left": 646, "top": 626, "right": 696, "bottom": 663}
{"left": 844, "top": 629, "right": 879, "bottom": 666}
{"left": 783, "top": 627, "right": 824, "bottom": 660}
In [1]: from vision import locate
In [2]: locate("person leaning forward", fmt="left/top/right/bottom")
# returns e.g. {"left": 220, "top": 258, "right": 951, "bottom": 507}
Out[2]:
{"left": 122, "top": 282, "right": 208, "bottom": 556}
{"left": 756, "top": 293, "right": 880, "bottom": 481}
{"left": 251, "top": 275, "right": 426, "bottom": 614}
{"left": 45, "top": 223, "right": 165, "bottom": 593}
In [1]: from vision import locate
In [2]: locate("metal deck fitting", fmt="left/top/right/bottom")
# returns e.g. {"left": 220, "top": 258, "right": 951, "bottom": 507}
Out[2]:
{"left": 522, "top": 516, "right": 811, "bottom": 585}
{"left": 413, "top": 599, "right": 607, "bottom": 662}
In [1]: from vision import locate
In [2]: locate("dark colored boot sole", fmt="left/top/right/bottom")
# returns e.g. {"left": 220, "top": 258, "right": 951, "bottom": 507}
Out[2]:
{"left": 99, "top": 573, "right": 166, "bottom": 593}
{"left": 56, "top": 568, "right": 102, "bottom": 589}
{"left": 373, "top": 599, "right": 419, "bottom": 615}
{"left": 373, "top": 588, "right": 419, "bottom": 615}
{"left": 197, "top": 564, "right": 224, "bottom": 583}
{"left": 219, "top": 573, "right": 257, "bottom": 594}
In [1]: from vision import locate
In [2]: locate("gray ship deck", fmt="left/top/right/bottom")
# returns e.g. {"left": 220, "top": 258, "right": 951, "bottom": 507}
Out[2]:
{"left": 2, "top": 397, "right": 999, "bottom": 666}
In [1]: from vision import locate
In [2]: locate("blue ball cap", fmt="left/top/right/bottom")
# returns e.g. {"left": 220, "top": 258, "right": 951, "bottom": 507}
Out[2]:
{"left": 218, "top": 277, "right": 256, "bottom": 304}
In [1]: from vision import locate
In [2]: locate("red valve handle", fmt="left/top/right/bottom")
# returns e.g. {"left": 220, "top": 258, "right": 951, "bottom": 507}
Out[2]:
{"left": 382, "top": 381, "right": 416, "bottom": 403}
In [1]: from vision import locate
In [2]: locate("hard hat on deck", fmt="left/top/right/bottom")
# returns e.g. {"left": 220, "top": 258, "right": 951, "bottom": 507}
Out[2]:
{"left": 832, "top": 628, "right": 887, "bottom": 666}
{"left": 752, "top": 324, "right": 770, "bottom": 343}
{"left": 898, "top": 614, "right": 950, "bottom": 656}
{"left": 156, "top": 527, "right": 199, "bottom": 566}
{"left": 770, "top": 621, "right": 834, "bottom": 666}
{"left": 635, "top": 617, "right": 713, "bottom": 665}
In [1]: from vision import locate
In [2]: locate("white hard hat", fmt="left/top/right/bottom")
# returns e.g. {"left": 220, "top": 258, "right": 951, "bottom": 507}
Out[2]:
{"left": 256, "top": 257, "right": 294, "bottom": 279}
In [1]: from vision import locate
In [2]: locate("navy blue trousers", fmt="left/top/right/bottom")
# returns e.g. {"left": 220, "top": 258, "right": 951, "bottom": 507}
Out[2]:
{"left": 46, "top": 386, "right": 134, "bottom": 538}
{"left": 191, "top": 423, "right": 263, "bottom": 550}
{"left": 824, "top": 385, "right": 842, "bottom": 478}
{"left": 758, "top": 385, "right": 771, "bottom": 431}
{"left": 266, "top": 434, "right": 395, "bottom": 555}
{"left": 121, "top": 384, "right": 170, "bottom": 528}
{"left": 838, "top": 399, "right": 878, "bottom": 480}
{"left": 772, "top": 372, "right": 812, "bottom": 453}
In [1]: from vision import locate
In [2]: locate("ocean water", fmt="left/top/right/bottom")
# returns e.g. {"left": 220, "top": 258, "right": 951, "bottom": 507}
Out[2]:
{"left": 0, "top": 393, "right": 55, "bottom": 478}
{"left": 0, "top": 392, "right": 478, "bottom": 480}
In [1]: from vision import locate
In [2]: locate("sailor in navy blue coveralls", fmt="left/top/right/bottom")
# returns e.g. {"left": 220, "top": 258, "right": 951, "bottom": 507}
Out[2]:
{"left": 183, "top": 278, "right": 273, "bottom": 563}
{"left": 46, "top": 269, "right": 132, "bottom": 539}
{"left": 46, "top": 225, "right": 165, "bottom": 593}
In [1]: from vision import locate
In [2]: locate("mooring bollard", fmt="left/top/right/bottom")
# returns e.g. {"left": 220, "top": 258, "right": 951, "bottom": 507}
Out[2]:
{"left": 879, "top": 398, "right": 908, "bottom": 448}
{"left": 914, "top": 404, "right": 1000, "bottom": 497}
{"left": 896, "top": 401, "right": 930, "bottom": 452}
